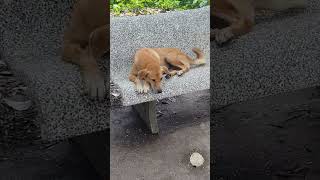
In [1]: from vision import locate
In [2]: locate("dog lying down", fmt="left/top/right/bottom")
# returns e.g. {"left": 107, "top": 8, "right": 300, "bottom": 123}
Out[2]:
{"left": 129, "top": 48, "right": 206, "bottom": 94}
{"left": 62, "top": 0, "right": 108, "bottom": 100}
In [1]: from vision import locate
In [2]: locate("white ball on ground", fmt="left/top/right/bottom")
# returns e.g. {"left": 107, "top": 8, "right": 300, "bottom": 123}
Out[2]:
{"left": 190, "top": 152, "right": 205, "bottom": 167}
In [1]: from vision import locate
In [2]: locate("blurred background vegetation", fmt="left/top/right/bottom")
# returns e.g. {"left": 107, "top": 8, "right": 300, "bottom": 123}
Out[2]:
{"left": 110, "top": 0, "right": 209, "bottom": 16}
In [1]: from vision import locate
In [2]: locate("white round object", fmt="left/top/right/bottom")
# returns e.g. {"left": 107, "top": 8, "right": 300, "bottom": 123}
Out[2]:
{"left": 190, "top": 152, "right": 204, "bottom": 167}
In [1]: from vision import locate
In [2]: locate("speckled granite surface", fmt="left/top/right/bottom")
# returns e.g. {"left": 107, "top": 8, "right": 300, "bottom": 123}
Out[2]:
{"left": 211, "top": 0, "right": 320, "bottom": 107}
{"left": 1, "top": 0, "right": 109, "bottom": 140}
{"left": 0, "top": 2, "right": 209, "bottom": 140}
{"left": 110, "top": 7, "right": 210, "bottom": 106}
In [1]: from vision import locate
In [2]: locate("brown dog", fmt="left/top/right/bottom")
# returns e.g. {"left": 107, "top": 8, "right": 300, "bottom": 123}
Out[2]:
{"left": 129, "top": 48, "right": 205, "bottom": 93}
{"left": 62, "top": 0, "right": 109, "bottom": 100}
{"left": 211, "top": 0, "right": 306, "bottom": 44}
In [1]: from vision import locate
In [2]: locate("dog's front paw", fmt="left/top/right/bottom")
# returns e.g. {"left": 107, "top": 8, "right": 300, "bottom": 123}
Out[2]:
{"left": 211, "top": 28, "right": 234, "bottom": 45}
{"left": 136, "top": 82, "right": 144, "bottom": 93}
{"left": 142, "top": 83, "right": 150, "bottom": 93}
{"left": 82, "top": 70, "right": 106, "bottom": 100}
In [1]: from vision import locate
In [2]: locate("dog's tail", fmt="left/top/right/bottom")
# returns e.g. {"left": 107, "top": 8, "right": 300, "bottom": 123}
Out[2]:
{"left": 255, "top": 0, "right": 306, "bottom": 11}
{"left": 190, "top": 48, "right": 206, "bottom": 65}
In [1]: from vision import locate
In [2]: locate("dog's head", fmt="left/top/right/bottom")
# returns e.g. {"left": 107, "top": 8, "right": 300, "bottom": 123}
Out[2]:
{"left": 138, "top": 66, "right": 167, "bottom": 93}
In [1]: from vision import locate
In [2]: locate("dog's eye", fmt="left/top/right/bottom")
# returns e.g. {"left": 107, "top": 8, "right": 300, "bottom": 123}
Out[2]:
{"left": 152, "top": 79, "right": 156, "bottom": 82}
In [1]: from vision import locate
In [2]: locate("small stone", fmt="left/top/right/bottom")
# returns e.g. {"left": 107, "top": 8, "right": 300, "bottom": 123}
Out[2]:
{"left": 0, "top": 71, "right": 12, "bottom": 76}
{"left": 190, "top": 152, "right": 205, "bottom": 167}
{"left": 3, "top": 94, "right": 32, "bottom": 111}
{"left": 156, "top": 110, "right": 164, "bottom": 117}
{"left": 12, "top": 86, "right": 28, "bottom": 91}
{"left": 161, "top": 100, "right": 169, "bottom": 104}
{"left": 0, "top": 60, "right": 6, "bottom": 67}
{"left": 168, "top": 97, "right": 176, "bottom": 103}
{"left": 111, "top": 91, "right": 120, "bottom": 97}
{"left": 112, "top": 120, "right": 121, "bottom": 125}
{"left": 200, "top": 122, "right": 207, "bottom": 129}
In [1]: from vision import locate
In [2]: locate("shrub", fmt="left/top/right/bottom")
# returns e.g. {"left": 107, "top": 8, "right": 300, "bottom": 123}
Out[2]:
{"left": 110, "top": 0, "right": 209, "bottom": 16}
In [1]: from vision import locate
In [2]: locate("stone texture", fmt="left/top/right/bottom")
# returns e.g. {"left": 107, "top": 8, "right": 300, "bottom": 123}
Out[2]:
{"left": 0, "top": 2, "right": 209, "bottom": 140}
{"left": 1, "top": 0, "right": 109, "bottom": 140}
{"left": 211, "top": 0, "right": 320, "bottom": 107}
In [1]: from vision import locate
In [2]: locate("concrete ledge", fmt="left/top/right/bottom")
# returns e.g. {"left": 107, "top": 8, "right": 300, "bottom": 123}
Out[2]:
{"left": 70, "top": 130, "right": 109, "bottom": 180}
{"left": 1, "top": 1, "right": 109, "bottom": 140}
{"left": 211, "top": 0, "right": 320, "bottom": 106}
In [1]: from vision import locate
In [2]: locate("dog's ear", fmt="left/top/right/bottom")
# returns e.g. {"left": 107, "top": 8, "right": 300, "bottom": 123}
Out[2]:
{"left": 138, "top": 69, "right": 149, "bottom": 80}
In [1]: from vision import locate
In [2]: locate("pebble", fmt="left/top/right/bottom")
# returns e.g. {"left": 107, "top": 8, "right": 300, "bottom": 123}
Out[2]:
{"left": 0, "top": 71, "right": 13, "bottom": 76}
{"left": 112, "top": 119, "right": 121, "bottom": 125}
{"left": 200, "top": 122, "right": 207, "bottom": 129}
{"left": 156, "top": 110, "right": 164, "bottom": 117}
{"left": 168, "top": 97, "right": 176, "bottom": 103}
{"left": 0, "top": 60, "right": 6, "bottom": 68}
{"left": 190, "top": 152, "right": 205, "bottom": 167}
{"left": 161, "top": 100, "right": 169, "bottom": 104}
{"left": 3, "top": 94, "right": 32, "bottom": 111}
{"left": 111, "top": 91, "right": 120, "bottom": 97}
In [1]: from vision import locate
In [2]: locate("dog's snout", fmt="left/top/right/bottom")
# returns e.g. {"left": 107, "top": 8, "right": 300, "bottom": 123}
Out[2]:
{"left": 157, "top": 89, "right": 162, "bottom": 93}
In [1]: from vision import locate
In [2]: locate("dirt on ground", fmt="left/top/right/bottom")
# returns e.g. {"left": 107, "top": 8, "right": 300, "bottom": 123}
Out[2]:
{"left": 212, "top": 87, "right": 320, "bottom": 180}
{"left": 0, "top": 58, "right": 101, "bottom": 179}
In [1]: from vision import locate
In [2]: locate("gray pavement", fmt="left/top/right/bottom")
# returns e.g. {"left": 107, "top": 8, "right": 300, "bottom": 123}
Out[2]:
{"left": 212, "top": 87, "right": 320, "bottom": 179}
{"left": 211, "top": 0, "right": 320, "bottom": 107}
{"left": 110, "top": 90, "right": 210, "bottom": 180}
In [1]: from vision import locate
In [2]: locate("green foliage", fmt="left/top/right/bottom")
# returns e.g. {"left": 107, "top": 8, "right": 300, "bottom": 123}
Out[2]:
{"left": 110, "top": 0, "right": 209, "bottom": 15}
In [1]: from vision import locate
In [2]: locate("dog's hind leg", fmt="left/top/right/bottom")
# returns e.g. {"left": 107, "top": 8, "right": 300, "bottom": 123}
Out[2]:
{"left": 211, "top": 0, "right": 239, "bottom": 43}
{"left": 212, "top": 15, "right": 255, "bottom": 44}
{"left": 165, "top": 56, "right": 190, "bottom": 76}
{"left": 161, "top": 66, "right": 177, "bottom": 78}
{"left": 88, "top": 25, "right": 109, "bottom": 59}
{"left": 211, "top": 0, "right": 255, "bottom": 44}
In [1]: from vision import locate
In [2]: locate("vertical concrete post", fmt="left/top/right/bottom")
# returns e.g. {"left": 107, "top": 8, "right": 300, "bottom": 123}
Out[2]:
{"left": 133, "top": 101, "right": 159, "bottom": 134}
{"left": 70, "top": 130, "right": 109, "bottom": 179}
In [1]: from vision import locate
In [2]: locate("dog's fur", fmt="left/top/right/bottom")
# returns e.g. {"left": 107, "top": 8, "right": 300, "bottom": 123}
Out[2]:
{"left": 129, "top": 48, "right": 205, "bottom": 93}
{"left": 211, "top": 0, "right": 306, "bottom": 44}
{"left": 62, "top": 0, "right": 109, "bottom": 99}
